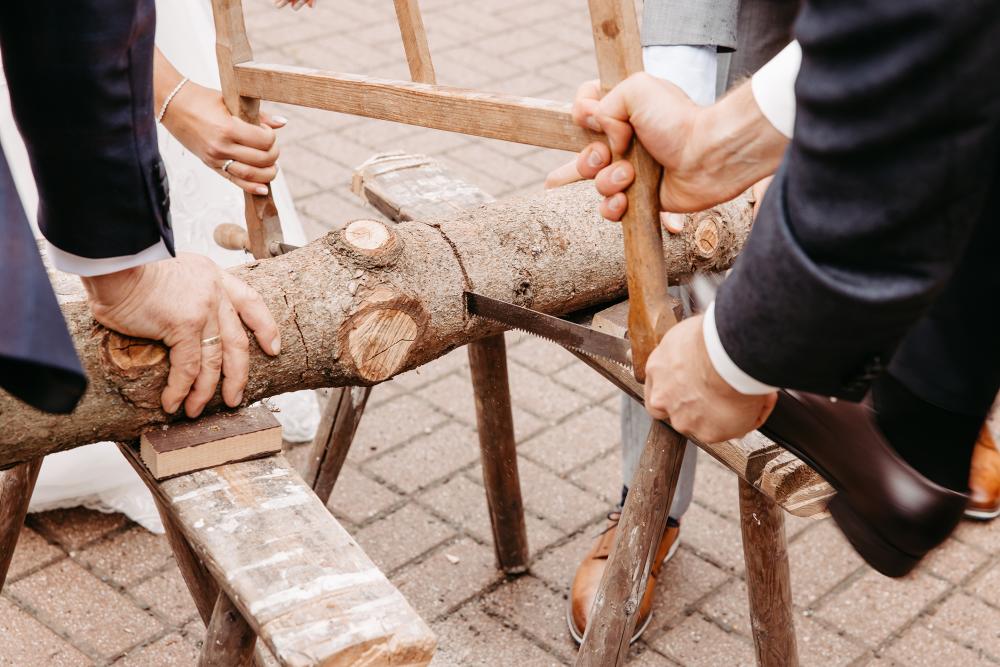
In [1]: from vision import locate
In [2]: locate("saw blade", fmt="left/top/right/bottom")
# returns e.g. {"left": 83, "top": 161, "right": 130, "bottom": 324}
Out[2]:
{"left": 465, "top": 292, "right": 632, "bottom": 370}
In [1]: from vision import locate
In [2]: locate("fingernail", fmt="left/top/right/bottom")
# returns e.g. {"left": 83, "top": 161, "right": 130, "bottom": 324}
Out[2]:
{"left": 274, "top": 0, "right": 289, "bottom": 6}
{"left": 587, "top": 149, "right": 602, "bottom": 168}
{"left": 271, "top": 335, "right": 281, "bottom": 355}
{"left": 612, "top": 167, "right": 627, "bottom": 184}
{"left": 663, "top": 212, "right": 685, "bottom": 233}
{"left": 586, "top": 115, "right": 601, "bottom": 132}
{"left": 255, "top": 185, "right": 269, "bottom": 195}
{"left": 608, "top": 197, "right": 622, "bottom": 212}
{"left": 164, "top": 400, "right": 180, "bottom": 414}
{"left": 235, "top": 391, "right": 244, "bottom": 405}
{"left": 272, "top": 115, "right": 289, "bottom": 126}
{"left": 292, "top": 0, "right": 306, "bottom": 9}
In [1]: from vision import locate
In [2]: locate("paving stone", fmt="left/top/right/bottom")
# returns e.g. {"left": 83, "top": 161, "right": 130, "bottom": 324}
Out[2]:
{"left": 116, "top": 632, "right": 201, "bottom": 667}
{"left": 552, "top": 362, "right": 618, "bottom": 402}
{"left": 966, "top": 557, "right": 1000, "bottom": 607}
{"left": 75, "top": 526, "right": 173, "bottom": 587}
{"left": 354, "top": 504, "right": 455, "bottom": 573}
{"left": 797, "top": 615, "right": 868, "bottom": 666}
{"left": 920, "top": 535, "right": 989, "bottom": 584}
{"left": 515, "top": 459, "right": 607, "bottom": 532}
{"left": 7, "top": 559, "right": 161, "bottom": 660}
{"left": 349, "top": 394, "right": 449, "bottom": 463}
{"left": 431, "top": 606, "right": 561, "bottom": 667}
{"left": 568, "top": 451, "right": 621, "bottom": 506}
{"left": 130, "top": 566, "right": 200, "bottom": 626}
{"left": 508, "top": 336, "right": 579, "bottom": 376}
{"left": 645, "top": 549, "right": 730, "bottom": 634}
{"left": 521, "top": 407, "right": 619, "bottom": 474}
{"left": 952, "top": 515, "right": 1000, "bottom": 553}
{"left": 679, "top": 503, "right": 745, "bottom": 574}
{"left": 327, "top": 464, "right": 402, "bottom": 526}
{"left": 528, "top": 522, "right": 601, "bottom": 584}
{"left": 507, "top": 362, "right": 590, "bottom": 423}
{"left": 700, "top": 578, "right": 751, "bottom": 636}
{"left": 788, "top": 521, "right": 864, "bottom": 606}
{"left": 650, "top": 613, "right": 755, "bottom": 667}
{"left": 0, "top": 597, "right": 91, "bottom": 666}
{"left": 690, "top": 455, "right": 741, "bottom": 519}
{"left": 6, "top": 526, "right": 64, "bottom": 582}
{"left": 482, "top": 575, "right": 576, "bottom": 662}
{"left": 418, "top": 474, "right": 561, "bottom": 550}
{"left": 365, "top": 422, "right": 480, "bottom": 493}
{"left": 885, "top": 619, "right": 995, "bottom": 667}
{"left": 817, "top": 571, "right": 949, "bottom": 646}
{"left": 30, "top": 507, "right": 127, "bottom": 551}
{"left": 929, "top": 591, "right": 1000, "bottom": 657}
{"left": 394, "top": 538, "right": 500, "bottom": 620}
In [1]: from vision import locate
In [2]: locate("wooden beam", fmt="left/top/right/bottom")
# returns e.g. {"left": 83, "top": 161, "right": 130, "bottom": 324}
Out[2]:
{"left": 393, "top": 0, "right": 436, "bottom": 84}
{"left": 304, "top": 386, "right": 370, "bottom": 504}
{"left": 211, "top": 0, "right": 284, "bottom": 259}
{"left": 199, "top": 593, "right": 258, "bottom": 667}
{"left": 235, "top": 63, "right": 600, "bottom": 151}
{"left": 739, "top": 478, "right": 799, "bottom": 667}
{"left": 119, "top": 447, "right": 436, "bottom": 665}
{"left": 0, "top": 459, "right": 42, "bottom": 590}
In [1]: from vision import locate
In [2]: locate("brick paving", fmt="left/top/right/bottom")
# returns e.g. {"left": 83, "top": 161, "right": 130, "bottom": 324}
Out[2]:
{"left": 3, "top": 1, "right": 1000, "bottom": 665}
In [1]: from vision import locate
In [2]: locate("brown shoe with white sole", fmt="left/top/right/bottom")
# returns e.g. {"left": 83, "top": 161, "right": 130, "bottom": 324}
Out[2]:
{"left": 966, "top": 428, "right": 1000, "bottom": 520}
{"left": 568, "top": 512, "right": 680, "bottom": 645}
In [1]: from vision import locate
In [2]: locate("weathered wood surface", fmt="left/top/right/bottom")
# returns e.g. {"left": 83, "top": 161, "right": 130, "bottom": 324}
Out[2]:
{"left": 200, "top": 592, "right": 259, "bottom": 667}
{"left": 0, "top": 459, "right": 42, "bottom": 589}
{"left": 739, "top": 478, "right": 799, "bottom": 667}
{"left": 236, "top": 62, "right": 601, "bottom": 152}
{"left": 0, "top": 184, "right": 752, "bottom": 468}
{"left": 211, "top": 0, "right": 284, "bottom": 259}
{"left": 392, "top": 0, "right": 435, "bottom": 85}
{"left": 120, "top": 446, "right": 436, "bottom": 666}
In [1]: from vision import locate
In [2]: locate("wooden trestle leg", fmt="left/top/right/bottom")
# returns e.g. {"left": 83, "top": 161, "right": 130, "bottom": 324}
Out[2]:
{"left": 468, "top": 334, "right": 529, "bottom": 573}
{"left": 199, "top": 592, "right": 258, "bottom": 667}
{"left": 0, "top": 458, "right": 42, "bottom": 591}
{"left": 305, "top": 386, "right": 371, "bottom": 504}
{"left": 739, "top": 478, "right": 799, "bottom": 667}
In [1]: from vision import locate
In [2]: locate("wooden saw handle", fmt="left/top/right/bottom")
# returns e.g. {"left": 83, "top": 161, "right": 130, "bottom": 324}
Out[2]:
{"left": 587, "top": 0, "right": 676, "bottom": 382}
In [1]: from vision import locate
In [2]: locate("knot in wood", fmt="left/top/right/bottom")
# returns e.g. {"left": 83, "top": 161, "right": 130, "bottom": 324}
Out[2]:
{"left": 694, "top": 218, "right": 720, "bottom": 258}
{"left": 623, "top": 598, "right": 638, "bottom": 615}
{"left": 329, "top": 219, "right": 404, "bottom": 268}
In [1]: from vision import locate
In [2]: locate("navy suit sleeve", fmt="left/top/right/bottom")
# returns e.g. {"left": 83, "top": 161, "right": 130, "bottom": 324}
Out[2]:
{"left": 0, "top": 0, "right": 173, "bottom": 259}
{"left": 714, "top": 0, "right": 1000, "bottom": 399}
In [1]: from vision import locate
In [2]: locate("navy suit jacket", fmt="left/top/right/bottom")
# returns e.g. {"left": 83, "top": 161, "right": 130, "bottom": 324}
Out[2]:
{"left": 714, "top": 0, "right": 1000, "bottom": 403}
{"left": 0, "top": 0, "right": 173, "bottom": 413}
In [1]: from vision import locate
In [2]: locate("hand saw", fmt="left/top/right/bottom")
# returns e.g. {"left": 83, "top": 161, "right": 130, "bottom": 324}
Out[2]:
{"left": 465, "top": 292, "right": 633, "bottom": 369}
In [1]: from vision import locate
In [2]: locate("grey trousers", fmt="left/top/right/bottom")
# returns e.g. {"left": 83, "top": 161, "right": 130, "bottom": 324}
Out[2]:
{"left": 621, "top": 395, "right": 698, "bottom": 519}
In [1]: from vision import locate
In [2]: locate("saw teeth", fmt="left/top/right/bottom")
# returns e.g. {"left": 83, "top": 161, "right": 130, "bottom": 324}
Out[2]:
{"left": 476, "top": 315, "right": 632, "bottom": 372}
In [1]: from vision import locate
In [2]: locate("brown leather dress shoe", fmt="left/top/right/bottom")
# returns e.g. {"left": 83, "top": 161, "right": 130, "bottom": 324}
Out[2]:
{"left": 567, "top": 513, "right": 680, "bottom": 645}
{"left": 966, "top": 428, "right": 1000, "bottom": 520}
{"left": 760, "top": 390, "right": 969, "bottom": 578}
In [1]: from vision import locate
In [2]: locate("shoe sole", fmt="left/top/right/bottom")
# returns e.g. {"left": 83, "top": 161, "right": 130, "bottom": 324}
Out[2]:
{"left": 566, "top": 535, "right": 681, "bottom": 646}
{"left": 964, "top": 505, "right": 1000, "bottom": 521}
{"left": 762, "top": 432, "right": 922, "bottom": 578}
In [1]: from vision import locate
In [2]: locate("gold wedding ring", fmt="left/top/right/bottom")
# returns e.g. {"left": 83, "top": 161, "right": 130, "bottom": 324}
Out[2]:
{"left": 201, "top": 335, "right": 222, "bottom": 347}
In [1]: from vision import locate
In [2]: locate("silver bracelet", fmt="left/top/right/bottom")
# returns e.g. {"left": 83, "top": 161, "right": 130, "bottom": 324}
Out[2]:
{"left": 156, "top": 76, "right": 190, "bottom": 123}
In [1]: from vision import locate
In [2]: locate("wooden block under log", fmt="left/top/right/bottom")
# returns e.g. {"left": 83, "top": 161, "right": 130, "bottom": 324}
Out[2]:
{"left": 140, "top": 406, "right": 282, "bottom": 480}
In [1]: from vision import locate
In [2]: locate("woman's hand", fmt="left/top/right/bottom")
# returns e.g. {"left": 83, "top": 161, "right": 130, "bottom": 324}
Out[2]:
{"left": 154, "top": 49, "right": 287, "bottom": 195}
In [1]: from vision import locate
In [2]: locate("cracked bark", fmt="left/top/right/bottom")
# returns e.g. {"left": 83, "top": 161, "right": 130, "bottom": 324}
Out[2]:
{"left": 0, "top": 183, "right": 753, "bottom": 469}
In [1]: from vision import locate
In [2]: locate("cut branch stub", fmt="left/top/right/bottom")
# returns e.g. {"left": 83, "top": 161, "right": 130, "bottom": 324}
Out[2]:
{"left": 694, "top": 219, "right": 720, "bottom": 258}
{"left": 100, "top": 330, "right": 168, "bottom": 409}
{"left": 338, "top": 289, "right": 428, "bottom": 382}
{"left": 331, "top": 218, "right": 404, "bottom": 268}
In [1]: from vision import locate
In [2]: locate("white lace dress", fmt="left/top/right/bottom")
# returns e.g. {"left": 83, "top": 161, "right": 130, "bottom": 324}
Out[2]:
{"left": 0, "top": 0, "right": 319, "bottom": 533}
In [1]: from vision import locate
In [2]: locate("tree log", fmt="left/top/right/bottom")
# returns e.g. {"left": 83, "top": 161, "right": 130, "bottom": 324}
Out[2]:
{"left": 0, "top": 184, "right": 752, "bottom": 468}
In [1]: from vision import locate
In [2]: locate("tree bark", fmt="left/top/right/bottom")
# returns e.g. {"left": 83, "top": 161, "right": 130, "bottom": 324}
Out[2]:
{"left": 0, "top": 184, "right": 752, "bottom": 468}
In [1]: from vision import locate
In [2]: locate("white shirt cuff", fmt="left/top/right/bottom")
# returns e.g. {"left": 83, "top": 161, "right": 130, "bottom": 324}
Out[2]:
{"left": 703, "top": 301, "right": 778, "bottom": 395}
{"left": 642, "top": 44, "right": 718, "bottom": 106}
{"left": 750, "top": 40, "right": 801, "bottom": 139}
{"left": 47, "top": 239, "right": 172, "bottom": 277}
